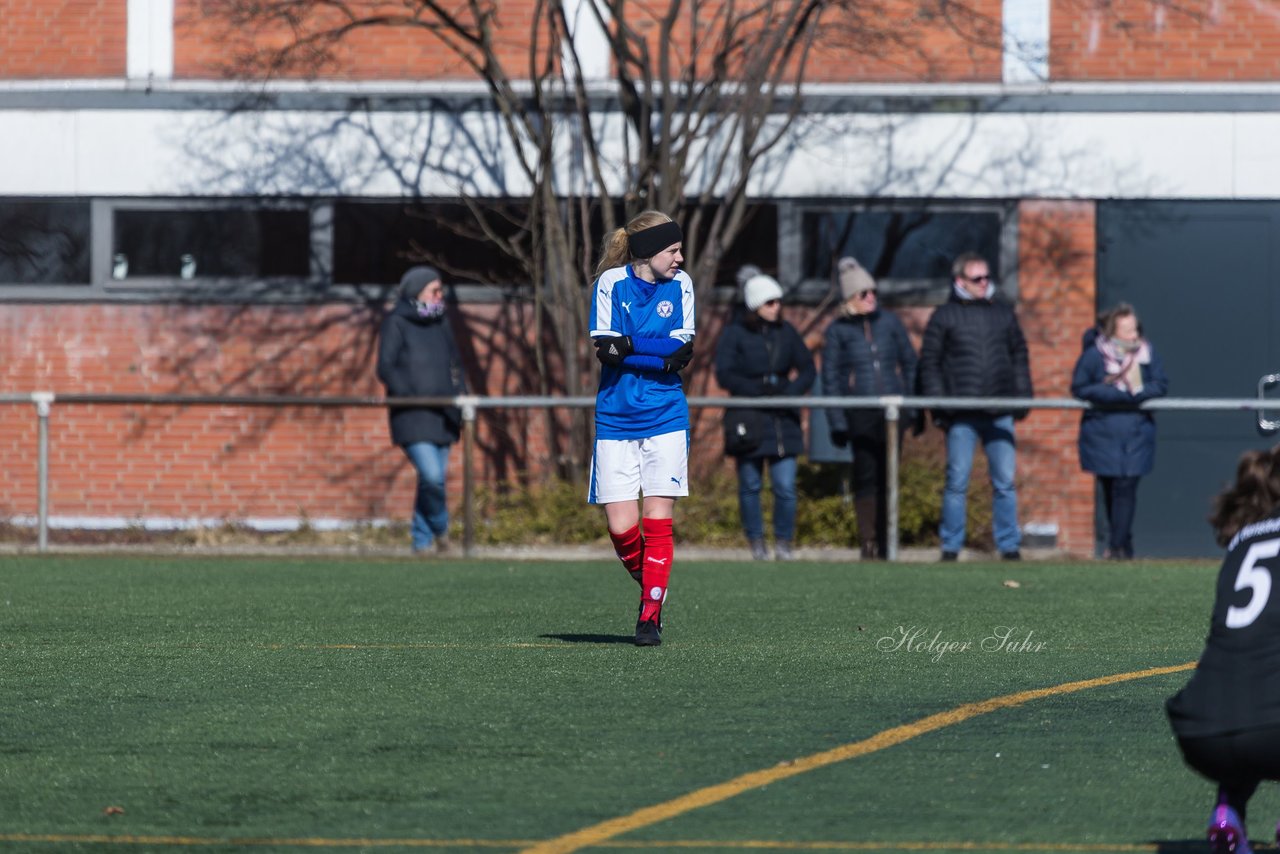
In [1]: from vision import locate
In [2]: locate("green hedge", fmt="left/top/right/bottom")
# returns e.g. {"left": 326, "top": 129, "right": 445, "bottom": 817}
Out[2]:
{"left": 474, "top": 440, "right": 996, "bottom": 550}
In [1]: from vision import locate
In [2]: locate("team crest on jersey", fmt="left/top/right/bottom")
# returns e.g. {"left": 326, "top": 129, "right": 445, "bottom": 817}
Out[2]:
{"left": 656, "top": 300, "right": 674, "bottom": 318}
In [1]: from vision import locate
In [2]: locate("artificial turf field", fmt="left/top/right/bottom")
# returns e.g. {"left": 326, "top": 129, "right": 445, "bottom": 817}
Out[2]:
{"left": 0, "top": 554, "right": 1272, "bottom": 853}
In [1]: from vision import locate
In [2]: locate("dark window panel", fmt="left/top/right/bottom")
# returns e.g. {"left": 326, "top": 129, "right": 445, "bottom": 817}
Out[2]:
{"left": 0, "top": 201, "right": 91, "bottom": 284}
{"left": 112, "top": 208, "right": 310, "bottom": 280}
{"left": 802, "top": 209, "right": 1003, "bottom": 282}
{"left": 715, "top": 204, "right": 779, "bottom": 285}
{"left": 333, "top": 201, "right": 531, "bottom": 286}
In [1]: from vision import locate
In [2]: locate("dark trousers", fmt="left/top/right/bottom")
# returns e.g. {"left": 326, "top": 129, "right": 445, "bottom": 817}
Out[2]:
{"left": 1177, "top": 727, "right": 1280, "bottom": 820}
{"left": 1099, "top": 475, "right": 1139, "bottom": 558}
{"left": 850, "top": 419, "right": 906, "bottom": 558}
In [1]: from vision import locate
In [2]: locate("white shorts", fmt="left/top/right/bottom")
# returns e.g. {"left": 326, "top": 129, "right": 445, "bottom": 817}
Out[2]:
{"left": 588, "top": 430, "right": 690, "bottom": 505}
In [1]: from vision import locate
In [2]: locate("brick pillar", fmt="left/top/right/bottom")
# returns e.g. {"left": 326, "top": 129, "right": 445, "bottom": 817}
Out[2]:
{"left": 1015, "top": 200, "right": 1097, "bottom": 556}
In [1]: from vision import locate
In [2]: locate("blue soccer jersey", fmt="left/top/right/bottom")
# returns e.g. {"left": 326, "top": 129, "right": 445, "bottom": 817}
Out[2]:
{"left": 589, "top": 265, "right": 696, "bottom": 439}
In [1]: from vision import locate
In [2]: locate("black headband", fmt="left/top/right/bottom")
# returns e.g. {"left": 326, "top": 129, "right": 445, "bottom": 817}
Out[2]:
{"left": 627, "top": 221, "right": 683, "bottom": 259}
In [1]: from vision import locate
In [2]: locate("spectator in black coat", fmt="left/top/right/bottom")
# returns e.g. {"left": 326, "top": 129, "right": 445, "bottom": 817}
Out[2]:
{"left": 917, "top": 252, "right": 1032, "bottom": 562}
{"left": 821, "top": 257, "right": 918, "bottom": 559}
{"left": 714, "top": 270, "right": 816, "bottom": 560}
{"left": 1071, "top": 303, "right": 1169, "bottom": 559}
{"left": 376, "top": 266, "right": 468, "bottom": 555}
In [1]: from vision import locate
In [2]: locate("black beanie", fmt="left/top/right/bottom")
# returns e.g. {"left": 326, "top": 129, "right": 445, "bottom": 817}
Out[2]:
{"left": 399, "top": 266, "right": 442, "bottom": 300}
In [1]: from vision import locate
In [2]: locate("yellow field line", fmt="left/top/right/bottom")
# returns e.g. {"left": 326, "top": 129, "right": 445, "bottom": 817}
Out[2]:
{"left": 519, "top": 662, "right": 1198, "bottom": 854}
{"left": 0, "top": 663, "right": 1197, "bottom": 853}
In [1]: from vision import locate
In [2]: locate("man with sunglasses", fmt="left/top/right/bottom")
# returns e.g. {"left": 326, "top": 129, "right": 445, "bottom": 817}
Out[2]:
{"left": 918, "top": 252, "right": 1033, "bottom": 562}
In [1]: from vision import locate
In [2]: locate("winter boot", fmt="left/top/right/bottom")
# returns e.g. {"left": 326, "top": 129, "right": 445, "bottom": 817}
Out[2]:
{"left": 855, "top": 495, "right": 880, "bottom": 560}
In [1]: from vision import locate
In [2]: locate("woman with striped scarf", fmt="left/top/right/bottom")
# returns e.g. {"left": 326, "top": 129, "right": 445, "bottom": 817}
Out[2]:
{"left": 1070, "top": 303, "right": 1170, "bottom": 559}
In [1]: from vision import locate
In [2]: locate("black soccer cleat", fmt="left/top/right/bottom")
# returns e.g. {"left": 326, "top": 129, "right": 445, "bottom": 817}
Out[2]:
{"left": 634, "top": 618, "right": 662, "bottom": 647}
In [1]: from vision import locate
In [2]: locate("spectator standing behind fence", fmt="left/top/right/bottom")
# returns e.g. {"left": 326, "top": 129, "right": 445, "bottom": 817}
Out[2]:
{"left": 714, "top": 269, "right": 816, "bottom": 562}
{"left": 1166, "top": 444, "right": 1280, "bottom": 854}
{"left": 1070, "top": 303, "right": 1169, "bottom": 560}
{"left": 917, "top": 252, "right": 1033, "bottom": 562}
{"left": 375, "top": 266, "right": 468, "bottom": 555}
{"left": 821, "top": 257, "right": 918, "bottom": 560}
{"left": 588, "top": 210, "right": 695, "bottom": 647}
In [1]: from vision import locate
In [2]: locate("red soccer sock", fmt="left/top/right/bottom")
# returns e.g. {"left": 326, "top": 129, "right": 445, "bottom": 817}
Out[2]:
{"left": 609, "top": 524, "right": 644, "bottom": 585}
{"left": 639, "top": 517, "right": 673, "bottom": 623}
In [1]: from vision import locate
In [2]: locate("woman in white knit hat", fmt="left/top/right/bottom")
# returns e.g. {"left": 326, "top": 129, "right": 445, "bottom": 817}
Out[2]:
{"left": 713, "top": 268, "right": 815, "bottom": 560}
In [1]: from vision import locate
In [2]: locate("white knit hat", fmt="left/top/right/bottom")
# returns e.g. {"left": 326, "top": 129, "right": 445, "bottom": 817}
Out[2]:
{"left": 743, "top": 274, "right": 784, "bottom": 311}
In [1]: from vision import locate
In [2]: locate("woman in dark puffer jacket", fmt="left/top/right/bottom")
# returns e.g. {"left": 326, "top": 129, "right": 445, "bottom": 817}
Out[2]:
{"left": 821, "top": 257, "right": 918, "bottom": 559}
{"left": 714, "top": 270, "right": 816, "bottom": 561}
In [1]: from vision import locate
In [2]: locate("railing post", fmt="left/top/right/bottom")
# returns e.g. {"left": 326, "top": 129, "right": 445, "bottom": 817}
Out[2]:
{"left": 32, "top": 392, "right": 54, "bottom": 553}
{"left": 884, "top": 398, "right": 901, "bottom": 562}
{"left": 459, "top": 396, "right": 479, "bottom": 559}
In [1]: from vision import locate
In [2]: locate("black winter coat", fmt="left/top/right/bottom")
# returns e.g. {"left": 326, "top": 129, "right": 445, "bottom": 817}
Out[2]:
{"left": 821, "top": 309, "right": 917, "bottom": 438}
{"left": 1071, "top": 328, "right": 1169, "bottom": 477}
{"left": 376, "top": 295, "right": 467, "bottom": 447}
{"left": 713, "top": 315, "right": 816, "bottom": 458}
{"left": 917, "top": 289, "right": 1033, "bottom": 423}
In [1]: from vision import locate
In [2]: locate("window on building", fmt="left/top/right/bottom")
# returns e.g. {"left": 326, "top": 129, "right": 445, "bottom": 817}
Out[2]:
{"left": 0, "top": 200, "right": 91, "bottom": 285}
{"left": 333, "top": 201, "right": 531, "bottom": 286}
{"left": 798, "top": 206, "right": 1008, "bottom": 302}
{"left": 685, "top": 203, "right": 779, "bottom": 287}
{"left": 111, "top": 206, "right": 311, "bottom": 281}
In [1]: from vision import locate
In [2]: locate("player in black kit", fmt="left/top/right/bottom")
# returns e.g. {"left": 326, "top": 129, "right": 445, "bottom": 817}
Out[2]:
{"left": 1167, "top": 444, "right": 1280, "bottom": 854}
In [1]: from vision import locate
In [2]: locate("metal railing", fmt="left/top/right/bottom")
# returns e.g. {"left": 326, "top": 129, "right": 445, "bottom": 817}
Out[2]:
{"left": 5, "top": 391, "right": 1279, "bottom": 558}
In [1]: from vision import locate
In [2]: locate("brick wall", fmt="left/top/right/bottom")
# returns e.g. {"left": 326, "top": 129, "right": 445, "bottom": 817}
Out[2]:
{"left": 808, "top": 0, "right": 1003, "bottom": 82}
{"left": 174, "top": 0, "right": 543, "bottom": 80}
{"left": 1051, "top": 0, "right": 1280, "bottom": 80}
{"left": 0, "top": 299, "right": 660, "bottom": 528}
{"left": 0, "top": 0, "right": 126, "bottom": 77}
{"left": 171, "top": 0, "right": 1003, "bottom": 83}
{"left": 5, "top": 0, "right": 1273, "bottom": 84}
{"left": 1015, "top": 200, "right": 1098, "bottom": 555}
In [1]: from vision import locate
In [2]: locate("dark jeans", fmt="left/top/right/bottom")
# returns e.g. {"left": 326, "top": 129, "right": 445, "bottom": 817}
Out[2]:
{"left": 1177, "top": 726, "right": 1280, "bottom": 819}
{"left": 1099, "top": 475, "right": 1139, "bottom": 557}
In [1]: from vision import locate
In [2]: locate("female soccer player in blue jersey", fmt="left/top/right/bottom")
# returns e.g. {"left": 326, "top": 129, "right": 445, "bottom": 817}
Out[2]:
{"left": 588, "top": 210, "right": 695, "bottom": 647}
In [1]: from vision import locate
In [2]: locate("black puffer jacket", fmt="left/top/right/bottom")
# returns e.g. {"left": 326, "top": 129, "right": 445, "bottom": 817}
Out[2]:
{"left": 917, "top": 289, "right": 1032, "bottom": 423}
{"left": 713, "top": 315, "right": 816, "bottom": 458}
{"left": 375, "top": 295, "right": 467, "bottom": 447}
{"left": 821, "top": 309, "right": 917, "bottom": 438}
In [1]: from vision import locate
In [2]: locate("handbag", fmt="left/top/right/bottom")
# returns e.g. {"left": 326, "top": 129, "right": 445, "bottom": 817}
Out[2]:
{"left": 723, "top": 409, "right": 762, "bottom": 456}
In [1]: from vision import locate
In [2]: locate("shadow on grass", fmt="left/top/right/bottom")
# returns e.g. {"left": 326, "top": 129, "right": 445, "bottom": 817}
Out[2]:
{"left": 540, "top": 633, "right": 635, "bottom": 644}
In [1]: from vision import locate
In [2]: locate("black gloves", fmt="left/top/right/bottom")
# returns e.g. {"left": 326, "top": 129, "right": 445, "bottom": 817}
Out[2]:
{"left": 593, "top": 335, "right": 634, "bottom": 367}
{"left": 759, "top": 373, "right": 784, "bottom": 395}
{"left": 662, "top": 340, "right": 695, "bottom": 373}
{"left": 830, "top": 429, "right": 850, "bottom": 448}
